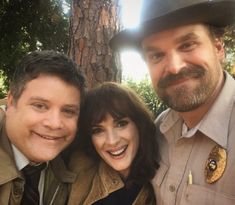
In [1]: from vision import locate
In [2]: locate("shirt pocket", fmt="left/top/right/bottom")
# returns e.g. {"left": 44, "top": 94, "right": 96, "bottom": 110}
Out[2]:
{"left": 180, "top": 183, "right": 235, "bottom": 205}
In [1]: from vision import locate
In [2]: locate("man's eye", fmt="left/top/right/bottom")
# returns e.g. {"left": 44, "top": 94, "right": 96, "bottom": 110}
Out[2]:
{"left": 62, "top": 109, "right": 78, "bottom": 118}
{"left": 146, "top": 52, "right": 164, "bottom": 64}
{"left": 91, "top": 127, "right": 103, "bottom": 135}
{"left": 179, "top": 41, "right": 197, "bottom": 51}
{"left": 31, "top": 103, "right": 47, "bottom": 111}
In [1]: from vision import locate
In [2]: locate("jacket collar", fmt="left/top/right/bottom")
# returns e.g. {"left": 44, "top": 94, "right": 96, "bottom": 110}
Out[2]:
{"left": 0, "top": 114, "right": 22, "bottom": 185}
{"left": 85, "top": 161, "right": 124, "bottom": 204}
{"left": 49, "top": 156, "right": 76, "bottom": 183}
{"left": 98, "top": 161, "right": 124, "bottom": 190}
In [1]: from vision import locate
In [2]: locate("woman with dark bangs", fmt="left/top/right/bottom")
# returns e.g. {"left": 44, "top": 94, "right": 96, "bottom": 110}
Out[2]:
{"left": 67, "top": 82, "right": 160, "bottom": 205}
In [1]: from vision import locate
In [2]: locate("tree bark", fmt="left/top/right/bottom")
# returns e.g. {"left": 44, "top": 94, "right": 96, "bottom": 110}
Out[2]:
{"left": 68, "top": 0, "right": 122, "bottom": 88}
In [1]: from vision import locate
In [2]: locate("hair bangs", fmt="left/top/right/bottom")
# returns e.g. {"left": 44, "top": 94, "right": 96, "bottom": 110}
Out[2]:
{"left": 86, "top": 91, "right": 133, "bottom": 126}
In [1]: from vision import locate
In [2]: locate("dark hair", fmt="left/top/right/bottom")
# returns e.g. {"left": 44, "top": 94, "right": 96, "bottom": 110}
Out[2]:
{"left": 205, "top": 24, "right": 225, "bottom": 41}
{"left": 139, "top": 23, "right": 226, "bottom": 59}
{"left": 78, "top": 82, "right": 160, "bottom": 185}
{"left": 10, "top": 50, "right": 86, "bottom": 103}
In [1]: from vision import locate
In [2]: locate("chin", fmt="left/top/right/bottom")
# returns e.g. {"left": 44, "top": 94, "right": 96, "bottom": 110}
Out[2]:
{"left": 31, "top": 152, "right": 60, "bottom": 163}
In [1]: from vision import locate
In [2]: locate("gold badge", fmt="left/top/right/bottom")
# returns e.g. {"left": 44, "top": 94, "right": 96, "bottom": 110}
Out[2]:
{"left": 205, "top": 145, "right": 227, "bottom": 184}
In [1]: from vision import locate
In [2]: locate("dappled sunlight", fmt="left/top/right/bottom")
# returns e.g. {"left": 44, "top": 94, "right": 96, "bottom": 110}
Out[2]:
{"left": 120, "top": 0, "right": 148, "bottom": 81}
{"left": 121, "top": 51, "right": 149, "bottom": 82}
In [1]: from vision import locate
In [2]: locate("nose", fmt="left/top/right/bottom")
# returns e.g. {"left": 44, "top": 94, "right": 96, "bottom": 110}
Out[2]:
{"left": 165, "top": 51, "right": 186, "bottom": 74}
{"left": 43, "top": 110, "right": 63, "bottom": 129}
{"left": 106, "top": 129, "right": 119, "bottom": 145}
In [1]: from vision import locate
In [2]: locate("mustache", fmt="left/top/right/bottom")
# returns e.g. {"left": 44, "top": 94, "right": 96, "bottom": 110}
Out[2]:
{"left": 158, "top": 66, "right": 205, "bottom": 88}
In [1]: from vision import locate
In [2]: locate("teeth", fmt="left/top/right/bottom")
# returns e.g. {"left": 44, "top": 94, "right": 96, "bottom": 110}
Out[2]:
{"left": 111, "top": 148, "right": 125, "bottom": 155}
{"left": 41, "top": 135, "right": 54, "bottom": 140}
{"left": 35, "top": 132, "right": 60, "bottom": 140}
{"left": 108, "top": 146, "right": 127, "bottom": 156}
{"left": 42, "top": 135, "right": 62, "bottom": 140}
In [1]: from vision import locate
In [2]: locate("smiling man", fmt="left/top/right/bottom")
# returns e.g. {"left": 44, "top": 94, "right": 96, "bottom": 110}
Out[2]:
{"left": 0, "top": 50, "right": 86, "bottom": 205}
{"left": 110, "top": 0, "right": 235, "bottom": 205}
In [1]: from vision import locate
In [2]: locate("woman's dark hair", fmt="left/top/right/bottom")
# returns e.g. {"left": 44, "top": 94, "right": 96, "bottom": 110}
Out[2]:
{"left": 78, "top": 82, "right": 160, "bottom": 185}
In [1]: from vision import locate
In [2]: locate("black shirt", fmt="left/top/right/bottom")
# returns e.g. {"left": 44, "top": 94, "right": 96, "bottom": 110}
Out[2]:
{"left": 92, "top": 183, "right": 142, "bottom": 205}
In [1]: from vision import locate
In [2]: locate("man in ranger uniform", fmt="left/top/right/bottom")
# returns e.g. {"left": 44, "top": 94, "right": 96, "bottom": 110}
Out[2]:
{"left": 110, "top": 0, "right": 235, "bottom": 204}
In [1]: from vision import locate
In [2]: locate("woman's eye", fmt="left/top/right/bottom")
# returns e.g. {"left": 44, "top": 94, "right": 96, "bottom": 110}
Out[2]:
{"left": 91, "top": 127, "right": 103, "bottom": 135}
{"left": 116, "top": 119, "right": 129, "bottom": 128}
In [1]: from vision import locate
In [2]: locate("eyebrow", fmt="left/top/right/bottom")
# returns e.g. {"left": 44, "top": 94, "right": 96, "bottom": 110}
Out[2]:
{"left": 29, "top": 96, "right": 49, "bottom": 102}
{"left": 29, "top": 96, "right": 80, "bottom": 109}
{"left": 142, "top": 45, "right": 161, "bottom": 54}
{"left": 174, "top": 32, "right": 199, "bottom": 44}
{"left": 142, "top": 32, "right": 199, "bottom": 53}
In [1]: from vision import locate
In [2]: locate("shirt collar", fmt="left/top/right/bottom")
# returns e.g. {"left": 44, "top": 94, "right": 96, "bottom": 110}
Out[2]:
{"left": 11, "top": 144, "right": 29, "bottom": 171}
{"left": 198, "top": 72, "right": 235, "bottom": 148}
{"left": 160, "top": 72, "right": 235, "bottom": 148}
{"left": 11, "top": 144, "right": 48, "bottom": 171}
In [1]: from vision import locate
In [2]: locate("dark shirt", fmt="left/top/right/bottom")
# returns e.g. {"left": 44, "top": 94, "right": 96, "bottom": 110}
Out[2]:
{"left": 92, "top": 183, "right": 142, "bottom": 205}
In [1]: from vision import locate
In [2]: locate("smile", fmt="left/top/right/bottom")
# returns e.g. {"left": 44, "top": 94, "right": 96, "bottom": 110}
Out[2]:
{"left": 167, "top": 78, "right": 190, "bottom": 87}
{"left": 33, "top": 131, "right": 63, "bottom": 140}
{"left": 107, "top": 145, "right": 128, "bottom": 157}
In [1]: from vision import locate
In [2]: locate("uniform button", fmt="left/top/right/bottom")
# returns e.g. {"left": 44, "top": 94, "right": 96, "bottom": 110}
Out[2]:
{"left": 112, "top": 179, "right": 118, "bottom": 184}
{"left": 169, "top": 184, "right": 176, "bottom": 192}
{"left": 13, "top": 181, "right": 24, "bottom": 197}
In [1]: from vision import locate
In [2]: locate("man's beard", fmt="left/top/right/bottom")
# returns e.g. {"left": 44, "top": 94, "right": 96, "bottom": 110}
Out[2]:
{"left": 156, "top": 65, "right": 215, "bottom": 112}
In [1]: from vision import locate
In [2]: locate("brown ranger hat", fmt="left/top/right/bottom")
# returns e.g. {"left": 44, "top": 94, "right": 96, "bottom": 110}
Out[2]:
{"left": 110, "top": 0, "right": 235, "bottom": 51}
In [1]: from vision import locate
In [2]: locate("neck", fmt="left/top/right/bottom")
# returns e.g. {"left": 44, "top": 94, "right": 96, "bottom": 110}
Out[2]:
{"left": 180, "top": 73, "right": 225, "bottom": 128}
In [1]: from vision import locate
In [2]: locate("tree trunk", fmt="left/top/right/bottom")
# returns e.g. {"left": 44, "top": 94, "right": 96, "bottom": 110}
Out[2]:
{"left": 68, "top": 0, "right": 122, "bottom": 88}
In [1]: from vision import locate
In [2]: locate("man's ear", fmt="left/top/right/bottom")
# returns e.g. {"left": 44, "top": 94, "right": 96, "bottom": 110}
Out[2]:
{"left": 214, "top": 38, "right": 225, "bottom": 62}
{"left": 7, "top": 92, "right": 15, "bottom": 108}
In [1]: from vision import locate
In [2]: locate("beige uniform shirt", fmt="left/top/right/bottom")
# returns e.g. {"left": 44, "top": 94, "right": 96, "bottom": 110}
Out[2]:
{"left": 152, "top": 72, "right": 235, "bottom": 205}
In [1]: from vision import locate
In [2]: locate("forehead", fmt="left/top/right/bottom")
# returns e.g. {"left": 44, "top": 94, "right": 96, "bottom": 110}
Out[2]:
{"left": 141, "top": 23, "right": 209, "bottom": 48}
{"left": 19, "top": 75, "right": 81, "bottom": 104}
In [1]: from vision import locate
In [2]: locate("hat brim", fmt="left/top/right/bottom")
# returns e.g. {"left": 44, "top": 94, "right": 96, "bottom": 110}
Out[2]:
{"left": 110, "top": 1, "right": 235, "bottom": 51}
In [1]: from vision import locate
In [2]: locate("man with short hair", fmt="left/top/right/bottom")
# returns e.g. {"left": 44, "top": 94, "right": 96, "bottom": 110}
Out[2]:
{"left": 0, "top": 50, "right": 86, "bottom": 205}
{"left": 110, "top": 0, "right": 235, "bottom": 204}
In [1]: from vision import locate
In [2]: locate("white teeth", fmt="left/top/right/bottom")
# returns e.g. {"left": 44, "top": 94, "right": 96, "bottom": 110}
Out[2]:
{"left": 108, "top": 146, "right": 127, "bottom": 156}
{"left": 111, "top": 148, "right": 125, "bottom": 155}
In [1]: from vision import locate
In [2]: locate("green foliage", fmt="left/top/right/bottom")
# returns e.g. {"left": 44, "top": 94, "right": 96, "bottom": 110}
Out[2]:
{"left": 123, "top": 76, "right": 167, "bottom": 117}
{"left": 0, "top": 71, "right": 7, "bottom": 98}
{"left": 0, "top": 0, "right": 70, "bottom": 96}
{"left": 224, "top": 25, "right": 235, "bottom": 73}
